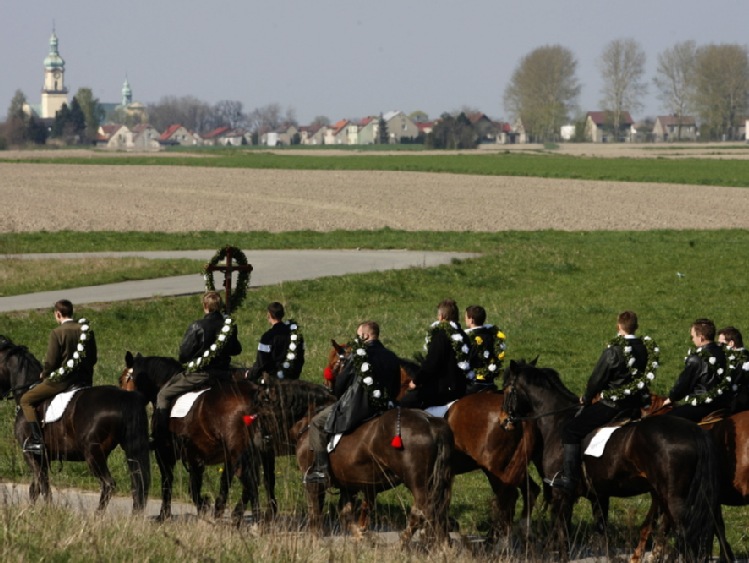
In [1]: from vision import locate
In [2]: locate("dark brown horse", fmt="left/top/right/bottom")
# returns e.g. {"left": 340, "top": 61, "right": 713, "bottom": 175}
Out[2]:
{"left": 326, "top": 341, "right": 540, "bottom": 542}
{"left": 0, "top": 337, "right": 150, "bottom": 513}
{"left": 122, "top": 351, "right": 263, "bottom": 523}
{"left": 503, "top": 359, "right": 730, "bottom": 562}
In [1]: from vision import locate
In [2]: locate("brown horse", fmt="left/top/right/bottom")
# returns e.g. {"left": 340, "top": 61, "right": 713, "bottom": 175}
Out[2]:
{"left": 122, "top": 351, "right": 264, "bottom": 523}
{"left": 0, "top": 337, "right": 150, "bottom": 513}
{"left": 503, "top": 359, "right": 730, "bottom": 562}
{"left": 326, "top": 341, "right": 541, "bottom": 542}
{"left": 293, "top": 407, "right": 454, "bottom": 546}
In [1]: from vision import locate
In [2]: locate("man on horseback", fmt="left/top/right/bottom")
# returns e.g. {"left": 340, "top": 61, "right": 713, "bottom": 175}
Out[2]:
{"left": 664, "top": 318, "right": 729, "bottom": 421}
{"left": 400, "top": 299, "right": 472, "bottom": 409}
{"left": 150, "top": 291, "right": 242, "bottom": 446}
{"left": 547, "top": 311, "right": 650, "bottom": 493}
{"left": 304, "top": 320, "right": 401, "bottom": 485}
{"left": 718, "top": 326, "right": 749, "bottom": 413}
{"left": 464, "top": 305, "right": 506, "bottom": 394}
{"left": 19, "top": 299, "right": 97, "bottom": 455}
{"left": 248, "top": 301, "right": 304, "bottom": 381}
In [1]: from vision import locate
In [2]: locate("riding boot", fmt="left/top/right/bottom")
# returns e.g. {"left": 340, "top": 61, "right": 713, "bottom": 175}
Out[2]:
{"left": 303, "top": 450, "right": 330, "bottom": 485}
{"left": 544, "top": 443, "right": 581, "bottom": 494}
{"left": 149, "top": 407, "right": 170, "bottom": 450}
{"left": 23, "top": 421, "right": 45, "bottom": 456}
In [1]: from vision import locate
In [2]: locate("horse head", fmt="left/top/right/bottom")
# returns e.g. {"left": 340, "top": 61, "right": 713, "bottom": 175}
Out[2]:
{"left": 323, "top": 339, "right": 349, "bottom": 389}
{"left": 122, "top": 351, "right": 181, "bottom": 404}
{"left": 0, "top": 338, "right": 42, "bottom": 403}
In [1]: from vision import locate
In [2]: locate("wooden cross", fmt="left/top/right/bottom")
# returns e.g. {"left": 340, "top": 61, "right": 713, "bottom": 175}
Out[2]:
{"left": 204, "top": 247, "right": 253, "bottom": 314}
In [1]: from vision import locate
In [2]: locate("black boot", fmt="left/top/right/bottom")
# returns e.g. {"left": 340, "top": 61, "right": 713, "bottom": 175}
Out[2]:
{"left": 303, "top": 450, "right": 330, "bottom": 485}
{"left": 23, "top": 421, "right": 45, "bottom": 456}
{"left": 544, "top": 443, "right": 581, "bottom": 493}
{"left": 149, "top": 408, "right": 170, "bottom": 450}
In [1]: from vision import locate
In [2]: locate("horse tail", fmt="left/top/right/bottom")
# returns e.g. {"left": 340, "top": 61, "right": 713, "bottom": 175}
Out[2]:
{"left": 121, "top": 392, "right": 151, "bottom": 512}
{"left": 426, "top": 419, "right": 454, "bottom": 543}
{"left": 679, "top": 425, "right": 719, "bottom": 559}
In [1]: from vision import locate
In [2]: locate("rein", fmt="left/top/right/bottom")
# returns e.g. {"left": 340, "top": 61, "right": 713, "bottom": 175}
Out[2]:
{"left": 0, "top": 380, "right": 37, "bottom": 401}
{"left": 504, "top": 404, "right": 581, "bottom": 425}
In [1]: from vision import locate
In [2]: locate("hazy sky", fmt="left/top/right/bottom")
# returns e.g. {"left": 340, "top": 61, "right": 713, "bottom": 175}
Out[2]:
{"left": 2, "top": 1, "right": 747, "bottom": 125}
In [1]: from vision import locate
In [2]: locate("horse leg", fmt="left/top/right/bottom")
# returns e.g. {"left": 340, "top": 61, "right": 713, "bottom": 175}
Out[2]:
{"left": 188, "top": 463, "right": 209, "bottom": 515}
{"left": 713, "top": 505, "right": 735, "bottom": 563}
{"left": 214, "top": 458, "right": 233, "bottom": 519}
{"left": 155, "top": 448, "right": 175, "bottom": 520}
{"left": 305, "top": 482, "right": 325, "bottom": 535}
{"left": 260, "top": 443, "right": 277, "bottom": 519}
{"left": 518, "top": 474, "right": 540, "bottom": 538}
{"left": 357, "top": 491, "right": 375, "bottom": 536}
{"left": 339, "top": 490, "right": 359, "bottom": 538}
{"left": 85, "top": 448, "right": 116, "bottom": 512}
{"left": 232, "top": 451, "right": 259, "bottom": 527}
{"left": 630, "top": 499, "right": 658, "bottom": 563}
{"left": 25, "top": 454, "right": 49, "bottom": 504}
{"left": 486, "top": 473, "right": 517, "bottom": 546}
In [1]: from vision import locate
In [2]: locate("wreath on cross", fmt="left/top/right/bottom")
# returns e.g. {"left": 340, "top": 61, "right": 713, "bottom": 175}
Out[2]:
{"left": 202, "top": 246, "right": 251, "bottom": 311}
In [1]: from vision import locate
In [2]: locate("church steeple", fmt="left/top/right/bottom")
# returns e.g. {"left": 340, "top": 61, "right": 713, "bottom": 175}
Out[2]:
{"left": 121, "top": 77, "right": 133, "bottom": 107}
{"left": 41, "top": 26, "right": 69, "bottom": 118}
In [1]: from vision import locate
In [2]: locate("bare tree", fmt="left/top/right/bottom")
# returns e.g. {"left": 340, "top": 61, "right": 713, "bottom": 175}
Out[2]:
{"left": 693, "top": 43, "right": 749, "bottom": 141}
{"left": 653, "top": 41, "right": 697, "bottom": 140}
{"left": 147, "top": 95, "right": 212, "bottom": 133}
{"left": 212, "top": 100, "right": 246, "bottom": 129}
{"left": 503, "top": 45, "right": 581, "bottom": 142}
{"left": 246, "top": 103, "right": 298, "bottom": 136}
{"left": 599, "top": 38, "right": 647, "bottom": 138}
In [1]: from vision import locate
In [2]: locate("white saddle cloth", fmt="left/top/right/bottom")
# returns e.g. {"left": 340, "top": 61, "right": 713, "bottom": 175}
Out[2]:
{"left": 424, "top": 401, "right": 457, "bottom": 418}
{"left": 584, "top": 426, "right": 619, "bottom": 457}
{"left": 171, "top": 389, "right": 208, "bottom": 418}
{"left": 327, "top": 434, "right": 343, "bottom": 453}
{"left": 43, "top": 387, "right": 85, "bottom": 423}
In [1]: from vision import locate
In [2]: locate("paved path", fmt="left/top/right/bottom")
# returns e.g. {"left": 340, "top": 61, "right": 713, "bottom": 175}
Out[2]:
{"left": 0, "top": 249, "right": 477, "bottom": 312}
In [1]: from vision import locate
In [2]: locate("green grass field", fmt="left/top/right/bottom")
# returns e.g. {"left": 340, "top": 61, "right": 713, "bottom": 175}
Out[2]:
{"left": 1, "top": 151, "right": 748, "bottom": 559}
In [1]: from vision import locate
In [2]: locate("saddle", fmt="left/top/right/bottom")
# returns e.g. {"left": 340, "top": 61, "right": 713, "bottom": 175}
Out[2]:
{"left": 37, "top": 387, "right": 86, "bottom": 424}
{"left": 170, "top": 388, "right": 209, "bottom": 418}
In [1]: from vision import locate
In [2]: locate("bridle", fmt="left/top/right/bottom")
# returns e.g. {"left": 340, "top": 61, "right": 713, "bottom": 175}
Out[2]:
{"left": 501, "top": 377, "right": 580, "bottom": 429}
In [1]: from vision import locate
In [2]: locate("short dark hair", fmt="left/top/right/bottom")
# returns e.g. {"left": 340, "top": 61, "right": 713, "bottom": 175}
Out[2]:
{"left": 267, "top": 302, "right": 285, "bottom": 320}
{"left": 203, "top": 291, "right": 222, "bottom": 313}
{"left": 358, "top": 320, "right": 380, "bottom": 339}
{"left": 438, "top": 299, "right": 459, "bottom": 323}
{"left": 692, "top": 318, "right": 716, "bottom": 341}
{"left": 465, "top": 305, "right": 486, "bottom": 326}
{"left": 54, "top": 299, "right": 74, "bottom": 318}
{"left": 617, "top": 311, "right": 638, "bottom": 334}
{"left": 718, "top": 326, "right": 744, "bottom": 348}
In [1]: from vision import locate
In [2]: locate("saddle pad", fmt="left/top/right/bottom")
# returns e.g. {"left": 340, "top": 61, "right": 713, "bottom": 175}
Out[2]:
{"left": 171, "top": 389, "right": 209, "bottom": 418}
{"left": 43, "top": 387, "right": 85, "bottom": 423}
{"left": 327, "top": 434, "right": 343, "bottom": 453}
{"left": 584, "top": 426, "right": 619, "bottom": 457}
{"left": 424, "top": 401, "right": 456, "bottom": 418}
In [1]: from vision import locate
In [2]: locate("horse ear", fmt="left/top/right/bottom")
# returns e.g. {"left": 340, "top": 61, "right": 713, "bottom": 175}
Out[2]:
{"left": 332, "top": 339, "right": 346, "bottom": 355}
{"left": 125, "top": 351, "right": 133, "bottom": 367}
{"left": 530, "top": 356, "right": 539, "bottom": 366}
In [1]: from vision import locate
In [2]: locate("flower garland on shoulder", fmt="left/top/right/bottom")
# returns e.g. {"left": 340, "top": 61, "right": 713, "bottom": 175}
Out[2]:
{"left": 202, "top": 246, "right": 251, "bottom": 311}
{"left": 468, "top": 325, "right": 507, "bottom": 381}
{"left": 48, "top": 319, "right": 92, "bottom": 383}
{"left": 726, "top": 347, "right": 749, "bottom": 386}
{"left": 425, "top": 320, "right": 472, "bottom": 378}
{"left": 347, "top": 336, "right": 391, "bottom": 411}
{"left": 276, "top": 320, "right": 303, "bottom": 379}
{"left": 600, "top": 335, "right": 659, "bottom": 401}
{"left": 683, "top": 346, "right": 731, "bottom": 406}
{"left": 184, "top": 316, "right": 236, "bottom": 373}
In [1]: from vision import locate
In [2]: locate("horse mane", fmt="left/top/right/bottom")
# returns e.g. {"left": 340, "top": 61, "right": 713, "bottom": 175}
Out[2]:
{"left": 273, "top": 379, "right": 334, "bottom": 423}
{"left": 508, "top": 359, "right": 579, "bottom": 403}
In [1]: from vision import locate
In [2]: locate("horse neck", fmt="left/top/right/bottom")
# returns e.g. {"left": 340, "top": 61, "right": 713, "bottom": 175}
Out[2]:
{"left": 520, "top": 375, "right": 578, "bottom": 445}
{"left": 137, "top": 356, "right": 182, "bottom": 403}
{"left": 4, "top": 348, "right": 42, "bottom": 403}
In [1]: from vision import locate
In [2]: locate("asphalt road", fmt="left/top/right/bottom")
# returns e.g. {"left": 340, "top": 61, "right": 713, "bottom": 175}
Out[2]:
{"left": 0, "top": 249, "right": 477, "bottom": 312}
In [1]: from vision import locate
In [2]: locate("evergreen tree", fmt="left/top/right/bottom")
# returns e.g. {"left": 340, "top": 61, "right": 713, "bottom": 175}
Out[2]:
{"left": 377, "top": 114, "right": 389, "bottom": 144}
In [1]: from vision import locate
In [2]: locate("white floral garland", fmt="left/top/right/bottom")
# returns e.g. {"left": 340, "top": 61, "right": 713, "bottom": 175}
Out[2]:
{"left": 683, "top": 346, "right": 729, "bottom": 405}
{"left": 184, "top": 316, "right": 236, "bottom": 373}
{"left": 601, "top": 335, "right": 659, "bottom": 401}
{"left": 348, "top": 336, "right": 391, "bottom": 411}
{"left": 466, "top": 325, "right": 506, "bottom": 381}
{"left": 726, "top": 347, "right": 749, "bottom": 386}
{"left": 47, "top": 319, "right": 92, "bottom": 382}
{"left": 276, "top": 320, "right": 303, "bottom": 379}
{"left": 425, "top": 320, "right": 472, "bottom": 378}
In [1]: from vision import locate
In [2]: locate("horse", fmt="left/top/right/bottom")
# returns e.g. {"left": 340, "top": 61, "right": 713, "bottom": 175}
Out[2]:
{"left": 325, "top": 341, "right": 541, "bottom": 543}
{"left": 293, "top": 406, "right": 454, "bottom": 547}
{"left": 502, "top": 359, "right": 730, "bottom": 562}
{"left": 0, "top": 336, "right": 150, "bottom": 513}
{"left": 122, "top": 351, "right": 265, "bottom": 523}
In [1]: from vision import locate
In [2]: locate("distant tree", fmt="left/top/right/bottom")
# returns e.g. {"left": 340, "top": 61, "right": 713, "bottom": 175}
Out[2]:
{"left": 377, "top": 113, "right": 389, "bottom": 144}
{"left": 147, "top": 95, "right": 213, "bottom": 132}
{"left": 4, "top": 90, "right": 28, "bottom": 145}
{"left": 504, "top": 45, "right": 581, "bottom": 142}
{"left": 68, "top": 97, "right": 87, "bottom": 141}
{"left": 246, "top": 103, "right": 296, "bottom": 138}
{"left": 26, "top": 115, "right": 48, "bottom": 144}
{"left": 653, "top": 41, "right": 697, "bottom": 140}
{"left": 310, "top": 115, "right": 330, "bottom": 128}
{"left": 599, "top": 38, "right": 647, "bottom": 139}
{"left": 426, "top": 112, "right": 477, "bottom": 149}
{"left": 409, "top": 110, "right": 428, "bottom": 123}
{"left": 51, "top": 102, "right": 70, "bottom": 139}
{"left": 211, "top": 100, "right": 246, "bottom": 129}
{"left": 74, "top": 87, "right": 104, "bottom": 143}
{"left": 692, "top": 43, "right": 749, "bottom": 141}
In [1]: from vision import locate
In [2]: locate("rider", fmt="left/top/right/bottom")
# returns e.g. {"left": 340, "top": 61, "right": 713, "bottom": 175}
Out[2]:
{"left": 463, "top": 305, "right": 506, "bottom": 394}
{"left": 150, "top": 291, "right": 242, "bottom": 446}
{"left": 19, "top": 299, "right": 97, "bottom": 455}
{"left": 664, "top": 318, "right": 728, "bottom": 421}
{"left": 304, "top": 320, "right": 401, "bottom": 485}
{"left": 249, "top": 301, "right": 304, "bottom": 381}
{"left": 400, "top": 299, "right": 471, "bottom": 409}
{"left": 547, "top": 311, "right": 650, "bottom": 493}
{"left": 718, "top": 326, "right": 749, "bottom": 413}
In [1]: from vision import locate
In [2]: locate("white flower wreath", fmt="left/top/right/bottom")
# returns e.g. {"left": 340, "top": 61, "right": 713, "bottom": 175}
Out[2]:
{"left": 425, "top": 320, "right": 473, "bottom": 378}
{"left": 601, "top": 335, "right": 659, "bottom": 402}
{"left": 184, "top": 316, "right": 236, "bottom": 373}
{"left": 683, "top": 346, "right": 735, "bottom": 406}
{"left": 276, "top": 320, "right": 303, "bottom": 379}
{"left": 48, "top": 319, "right": 92, "bottom": 383}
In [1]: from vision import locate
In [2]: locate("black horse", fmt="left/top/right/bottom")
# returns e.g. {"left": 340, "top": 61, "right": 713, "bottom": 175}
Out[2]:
{"left": 0, "top": 337, "right": 150, "bottom": 513}
{"left": 122, "top": 352, "right": 267, "bottom": 522}
{"left": 503, "top": 359, "right": 731, "bottom": 562}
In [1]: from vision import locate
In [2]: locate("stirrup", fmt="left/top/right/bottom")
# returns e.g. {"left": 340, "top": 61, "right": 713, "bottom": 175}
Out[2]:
{"left": 22, "top": 438, "right": 45, "bottom": 456}
{"left": 543, "top": 472, "right": 575, "bottom": 492}
{"left": 303, "top": 467, "right": 329, "bottom": 485}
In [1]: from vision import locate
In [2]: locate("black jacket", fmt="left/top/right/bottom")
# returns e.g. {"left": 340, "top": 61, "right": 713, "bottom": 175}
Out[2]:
{"left": 251, "top": 321, "right": 304, "bottom": 379}
{"left": 178, "top": 310, "right": 242, "bottom": 374}
{"left": 669, "top": 342, "right": 726, "bottom": 402}
{"left": 583, "top": 336, "right": 647, "bottom": 407}
{"left": 413, "top": 324, "right": 468, "bottom": 405}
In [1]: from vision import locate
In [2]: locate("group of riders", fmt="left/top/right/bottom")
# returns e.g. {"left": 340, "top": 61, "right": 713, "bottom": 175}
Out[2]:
{"left": 19, "top": 296, "right": 749, "bottom": 497}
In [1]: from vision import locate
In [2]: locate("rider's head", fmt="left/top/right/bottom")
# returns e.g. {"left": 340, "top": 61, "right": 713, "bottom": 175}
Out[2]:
{"left": 465, "top": 305, "right": 486, "bottom": 327}
{"left": 267, "top": 302, "right": 285, "bottom": 322}
{"left": 617, "top": 311, "right": 638, "bottom": 335}
{"left": 718, "top": 326, "right": 743, "bottom": 349}
{"left": 357, "top": 321, "right": 380, "bottom": 342}
{"left": 54, "top": 299, "right": 74, "bottom": 321}
{"left": 691, "top": 318, "right": 716, "bottom": 345}
{"left": 437, "top": 299, "right": 459, "bottom": 323}
{"left": 202, "top": 291, "right": 223, "bottom": 313}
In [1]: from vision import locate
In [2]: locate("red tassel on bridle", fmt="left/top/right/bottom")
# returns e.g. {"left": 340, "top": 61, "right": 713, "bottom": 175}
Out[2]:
{"left": 243, "top": 414, "right": 257, "bottom": 427}
{"left": 391, "top": 407, "right": 404, "bottom": 449}
{"left": 323, "top": 366, "right": 334, "bottom": 381}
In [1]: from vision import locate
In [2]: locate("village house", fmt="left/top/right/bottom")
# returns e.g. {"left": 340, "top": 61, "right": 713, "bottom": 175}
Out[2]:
{"left": 652, "top": 115, "right": 697, "bottom": 142}
{"left": 585, "top": 111, "right": 635, "bottom": 143}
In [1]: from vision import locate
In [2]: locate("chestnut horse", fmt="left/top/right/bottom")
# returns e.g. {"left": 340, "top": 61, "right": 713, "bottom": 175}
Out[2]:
{"left": 0, "top": 337, "right": 150, "bottom": 513}
{"left": 503, "top": 359, "right": 730, "bottom": 562}
{"left": 122, "top": 351, "right": 264, "bottom": 523}
{"left": 326, "top": 341, "right": 540, "bottom": 542}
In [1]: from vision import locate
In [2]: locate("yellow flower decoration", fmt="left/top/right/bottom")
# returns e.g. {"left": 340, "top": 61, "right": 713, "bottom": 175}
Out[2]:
{"left": 475, "top": 336, "right": 484, "bottom": 345}
{"left": 497, "top": 330, "right": 506, "bottom": 340}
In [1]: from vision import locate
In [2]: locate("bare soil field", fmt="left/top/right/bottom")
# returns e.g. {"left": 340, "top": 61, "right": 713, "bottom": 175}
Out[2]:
{"left": 2, "top": 144, "right": 749, "bottom": 233}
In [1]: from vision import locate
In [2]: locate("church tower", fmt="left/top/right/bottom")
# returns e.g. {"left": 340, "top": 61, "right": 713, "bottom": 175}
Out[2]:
{"left": 40, "top": 29, "right": 69, "bottom": 119}
{"left": 121, "top": 77, "right": 133, "bottom": 107}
